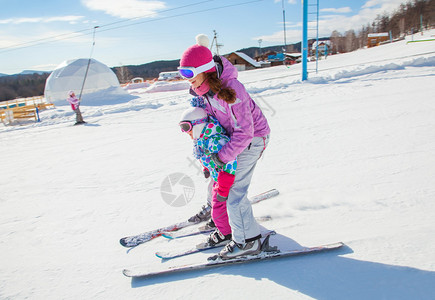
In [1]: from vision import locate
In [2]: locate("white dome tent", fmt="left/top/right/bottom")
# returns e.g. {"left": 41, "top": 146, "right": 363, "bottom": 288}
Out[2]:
{"left": 44, "top": 58, "right": 131, "bottom": 106}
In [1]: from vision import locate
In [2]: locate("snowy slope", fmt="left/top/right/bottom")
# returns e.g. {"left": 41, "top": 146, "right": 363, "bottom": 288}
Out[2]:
{"left": 1, "top": 31, "right": 435, "bottom": 299}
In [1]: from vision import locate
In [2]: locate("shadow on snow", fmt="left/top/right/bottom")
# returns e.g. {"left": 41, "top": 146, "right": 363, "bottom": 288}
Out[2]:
{"left": 129, "top": 233, "right": 435, "bottom": 299}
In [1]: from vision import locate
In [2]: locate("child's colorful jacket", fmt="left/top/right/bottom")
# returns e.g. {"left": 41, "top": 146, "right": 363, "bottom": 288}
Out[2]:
{"left": 194, "top": 116, "right": 237, "bottom": 181}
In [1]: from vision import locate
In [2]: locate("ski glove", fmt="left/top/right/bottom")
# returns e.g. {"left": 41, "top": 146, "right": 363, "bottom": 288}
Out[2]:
{"left": 211, "top": 153, "right": 225, "bottom": 168}
{"left": 203, "top": 167, "right": 210, "bottom": 179}
{"left": 216, "top": 171, "right": 235, "bottom": 202}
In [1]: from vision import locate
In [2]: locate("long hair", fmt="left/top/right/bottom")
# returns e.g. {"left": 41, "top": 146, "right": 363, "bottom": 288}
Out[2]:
{"left": 205, "top": 72, "right": 236, "bottom": 104}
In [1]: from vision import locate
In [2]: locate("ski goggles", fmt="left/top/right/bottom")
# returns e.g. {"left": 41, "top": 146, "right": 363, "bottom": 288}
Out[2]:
{"left": 178, "top": 60, "right": 215, "bottom": 79}
{"left": 179, "top": 117, "right": 208, "bottom": 133}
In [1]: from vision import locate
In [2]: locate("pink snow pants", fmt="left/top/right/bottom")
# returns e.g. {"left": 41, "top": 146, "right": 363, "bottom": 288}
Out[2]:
{"left": 211, "top": 181, "right": 231, "bottom": 235}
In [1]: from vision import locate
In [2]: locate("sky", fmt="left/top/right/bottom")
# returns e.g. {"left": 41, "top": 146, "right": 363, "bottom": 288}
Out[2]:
{"left": 0, "top": 0, "right": 407, "bottom": 75}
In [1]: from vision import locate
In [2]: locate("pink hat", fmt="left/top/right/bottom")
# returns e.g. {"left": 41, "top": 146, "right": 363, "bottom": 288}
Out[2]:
{"left": 180, "top": 34, "right": 216, "bottom": 74}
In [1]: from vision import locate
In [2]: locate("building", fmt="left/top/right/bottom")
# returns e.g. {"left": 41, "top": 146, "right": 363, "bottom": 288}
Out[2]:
{"left": 255, "top": 51, "right": 277, "bottom": 62}
{"left": 311, "top": 40, "right": 331, "bottom": 56}
{"left": 157, "top": 71, "right": 181, "bottom": 81}
{"left": 266, "top": 53, "right": 286, "bottom": 67}
{"left": 367, "top": 33, "right": 389, "bottom": 48}
{"left": 284, "top": 53, "right": 302, "bottom": 65}
{"left": 225, "top": 52, "right": 262, "bottom": 71}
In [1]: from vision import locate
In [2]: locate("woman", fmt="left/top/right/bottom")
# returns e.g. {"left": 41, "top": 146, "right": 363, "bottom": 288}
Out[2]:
{"left": 179, "top": 34, "right": 270, "bottom": 260}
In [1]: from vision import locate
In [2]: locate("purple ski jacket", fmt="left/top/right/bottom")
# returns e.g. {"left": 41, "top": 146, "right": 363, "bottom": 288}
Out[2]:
{"left": 203, "top": 57, "right": 270, "bottom": 163}
{"left": 67, "top": 96, "right": 80, "bottom": 110}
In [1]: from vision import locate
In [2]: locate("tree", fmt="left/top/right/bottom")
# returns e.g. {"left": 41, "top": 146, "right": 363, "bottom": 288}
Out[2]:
{"left": 330, "top": 30, "right": 344, "bottom": 53}
{"left": 116, "top": 65, "right": 131, "bottom": 84}
{"left": 344, "top": 30, "right": 358, "bottom": 52}
{"left": 328, "top": 0, "right": 435, "bottom": 54}
{"left": 358, "top": 25, "right": 369, "bottom": 48}
{"left": 0, "top": 73, "right": 48, "bottom": 102}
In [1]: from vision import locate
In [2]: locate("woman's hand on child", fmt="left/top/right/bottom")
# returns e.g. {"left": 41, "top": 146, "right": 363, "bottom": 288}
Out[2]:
{"left": 211, "top": 153, "right": 225, "bottom": 168}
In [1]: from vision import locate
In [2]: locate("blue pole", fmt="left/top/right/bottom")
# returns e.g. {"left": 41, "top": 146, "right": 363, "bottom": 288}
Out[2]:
{"left": 36, "top": 107, "right": 40, "bottom": 122}
{"left": 302, "top": 0, "right": 308, "bottom": 81}
{"left": 315, "top": 0, "right": 319, "bottom": 73}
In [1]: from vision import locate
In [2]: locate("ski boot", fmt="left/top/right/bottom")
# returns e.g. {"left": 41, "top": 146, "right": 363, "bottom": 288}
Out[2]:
{"left": 206, "top": 229, "right": 232, "bottom": 247}
{"left": 188, "top": 203, "right": 212, "bottom": 223}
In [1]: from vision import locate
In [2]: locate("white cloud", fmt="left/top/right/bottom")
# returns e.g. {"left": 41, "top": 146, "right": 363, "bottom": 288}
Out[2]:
{"left": 320, "top": 7, "right": 352, "bottom": 14}
{"left": 254, "top": 29, "right": 301, "bottom": 44}
{"left": 362, "top": 0, "right": 384, "bottom": 9}
{"left": 0, "top": 16, "right": 84, "bottom": 25}
{"left": 82, "top": 0, "right": 166, "bottom": 19}
{"left": 277, "top": 21, "right": 301, "bottom": 28}
{"left": 31, "top": 63, "right": 59, "bottom": 71}
{"left": 274, "top": 0, "right": 297, "bottom": 5}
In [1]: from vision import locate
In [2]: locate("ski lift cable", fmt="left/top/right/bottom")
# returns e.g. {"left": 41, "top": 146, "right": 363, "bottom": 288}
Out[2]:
{"left": 0, "top": 1, "right": 214, "bottom": 52}
{"left": 0, "top": 0, "right": 262, "bottom": 53}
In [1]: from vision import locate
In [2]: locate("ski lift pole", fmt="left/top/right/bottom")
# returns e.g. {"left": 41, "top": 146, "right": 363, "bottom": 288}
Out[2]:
{"left": 79, "top": 26, "right": 99, "bottom": 101}
{"left": 315, "top": 0, "right": 319, "bottom": 74}
{"left": 282, "top": 0, "right": 287, "bottom": 65}
{"left": 302, "top": 0, "right": 308, "bottom": 81}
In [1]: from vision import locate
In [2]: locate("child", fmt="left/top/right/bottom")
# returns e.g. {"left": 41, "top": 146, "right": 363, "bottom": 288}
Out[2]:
{"left": 67, "top": 90, "right": 85, "bottom": 125}
{"left": 179, "top": 98, "right": 237, "bottom": 246}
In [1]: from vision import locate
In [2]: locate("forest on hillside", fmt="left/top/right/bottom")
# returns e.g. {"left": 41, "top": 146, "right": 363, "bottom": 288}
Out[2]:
{"left": 329, "top": 0, "right": 434, "bottom": 53}
{"left": 0, "top": 73, "right": 49, "bottom": 102}
{"left": 1, "top": 0, "right": 433, "bottom": 102}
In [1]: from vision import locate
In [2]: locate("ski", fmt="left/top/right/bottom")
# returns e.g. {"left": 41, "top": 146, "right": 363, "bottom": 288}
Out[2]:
{"left": 162, "top": 216, "right": 272, "bottom": 240}
{"left": 155, "top": 241, "right": 223, "bottom": 260}
{"left": 248, "top": 188, "right": 279, "bottom": 204}
{"left": 123, "top": 239, "right": 344, "bottom": 278}
{"left": 119, "top": 221, "right": 193, "bottom": 248}
{"left": 161, "top": 224, "right": 215, "bottom": 240}
{"left": 119, "top": 189, "right": 279, "bottom": 247}
{"left": 156, "top": 230, "right": 275, "bottom": 260}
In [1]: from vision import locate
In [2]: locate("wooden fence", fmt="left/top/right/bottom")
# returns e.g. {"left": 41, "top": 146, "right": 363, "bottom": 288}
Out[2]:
{"left": 0, "top": 96, "right": 55, "bottom": 124}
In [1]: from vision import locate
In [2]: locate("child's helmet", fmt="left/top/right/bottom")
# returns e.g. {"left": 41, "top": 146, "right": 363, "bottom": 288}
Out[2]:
{"left": 179, "top": 107, "right": 207, "bottom": 139}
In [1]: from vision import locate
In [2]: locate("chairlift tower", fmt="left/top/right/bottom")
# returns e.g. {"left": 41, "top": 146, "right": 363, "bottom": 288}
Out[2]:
{"left": 210, "top": 30, "right": 224, "bottom": 55}
{"left": 302, "top": 0, "right": 319, "bottom": 81}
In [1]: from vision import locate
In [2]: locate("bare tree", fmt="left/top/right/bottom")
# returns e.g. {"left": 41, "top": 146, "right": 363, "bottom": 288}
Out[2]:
{"left": 116, "top": 65, "right": 131, "bottom": 84}
{"left": 328, "top": 0, "right": 435, "bottom": 54}
{"left": 345, "top": 30, "right": 358, "bottom": 52}
{"left": 330, "top": 30, "right": 344, "bottom": 53}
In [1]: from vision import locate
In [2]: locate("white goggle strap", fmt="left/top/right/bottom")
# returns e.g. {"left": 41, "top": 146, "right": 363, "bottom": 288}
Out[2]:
{"left": 194, "top": 59, "right": 216, "bottom": 74}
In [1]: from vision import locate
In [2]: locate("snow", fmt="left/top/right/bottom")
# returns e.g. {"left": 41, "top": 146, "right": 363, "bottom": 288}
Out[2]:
{"left": 1, "top": 30, "right": 435, "bottom": 299}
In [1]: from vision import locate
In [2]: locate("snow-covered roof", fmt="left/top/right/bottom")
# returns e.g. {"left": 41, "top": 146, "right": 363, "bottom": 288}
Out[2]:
{"left": 312, "top": 40, "right": 331, "bottom": 49}
{"left": 368, "top": 32, "right": 389, "bottom": 37}
{"left": 284, "top": 52, "right": 302, "bottom": 58}
{"left": 233, "top": 52, "right": 261, "bottom": 68}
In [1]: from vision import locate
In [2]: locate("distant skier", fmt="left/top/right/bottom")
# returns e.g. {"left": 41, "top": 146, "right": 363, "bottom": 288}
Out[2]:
{"left": 178, "top": 34, "right": 270, "bottom": 259}
{"left": 67, "top": 90, "right": 85, "bottom": 125}
{"left": 179, "top": 97, "right": 236, "bottom": 247}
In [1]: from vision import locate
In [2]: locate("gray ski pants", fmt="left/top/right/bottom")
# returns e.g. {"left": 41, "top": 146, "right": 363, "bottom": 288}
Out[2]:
{"left": 74, "top": 108, "right": 84, "bottom": 123}
{"left": 227, "top": 135, "right": 270, "bottom": 243}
